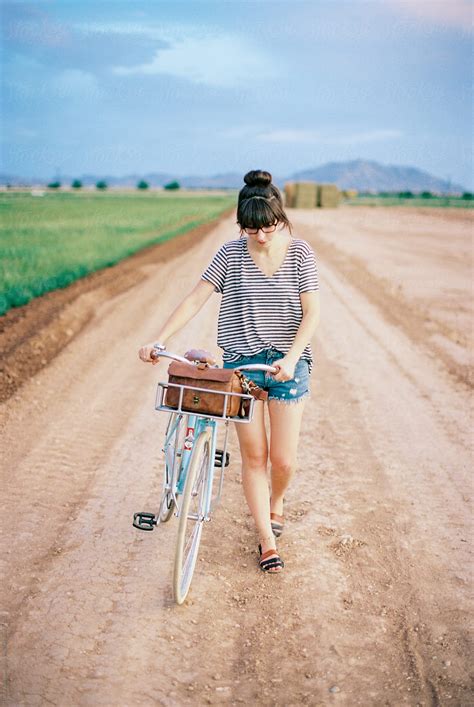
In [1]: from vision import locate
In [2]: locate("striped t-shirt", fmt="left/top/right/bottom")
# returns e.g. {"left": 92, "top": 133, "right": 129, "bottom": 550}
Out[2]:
{"left": 201, "top": 236, "right": 319, "bottom": 373}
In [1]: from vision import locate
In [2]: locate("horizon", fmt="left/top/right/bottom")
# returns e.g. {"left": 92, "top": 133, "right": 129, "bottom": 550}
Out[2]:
{"left": 2, "top": 1, "right": 473, "bottom": 189}
{"left": 1, "top": 156, "right": 467, "bottom": 194}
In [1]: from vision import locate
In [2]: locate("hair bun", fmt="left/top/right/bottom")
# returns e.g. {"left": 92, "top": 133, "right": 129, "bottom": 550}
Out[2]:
{"left": 243, "top": 169, "right": 272, "bottom": 188}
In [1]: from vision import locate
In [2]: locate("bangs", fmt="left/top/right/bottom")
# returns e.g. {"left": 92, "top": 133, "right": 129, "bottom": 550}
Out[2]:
{"left": 240, "top": 201, "right": 276, "bottom": 230}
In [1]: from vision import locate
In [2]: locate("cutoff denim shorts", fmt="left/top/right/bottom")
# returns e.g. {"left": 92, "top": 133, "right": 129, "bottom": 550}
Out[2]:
{"left": 223, "top": 347, "right": 310, "bottom": 404}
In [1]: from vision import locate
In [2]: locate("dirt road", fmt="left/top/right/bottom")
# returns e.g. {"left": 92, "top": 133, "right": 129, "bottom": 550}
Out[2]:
{"left": 1, "top": 207, "right": 472, "bottom": 706}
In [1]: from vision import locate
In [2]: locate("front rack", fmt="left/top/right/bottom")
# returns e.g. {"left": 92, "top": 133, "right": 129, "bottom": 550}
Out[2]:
{"left": 155, "top": 381, "right": 256, "bottom": 424}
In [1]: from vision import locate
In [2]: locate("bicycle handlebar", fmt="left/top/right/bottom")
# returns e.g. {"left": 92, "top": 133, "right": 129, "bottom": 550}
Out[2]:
{"left": 150, "top": 349, "right": 190, "bottom": 365}
{"left": 150, "top": 346, "right": 278, "bottom": 374}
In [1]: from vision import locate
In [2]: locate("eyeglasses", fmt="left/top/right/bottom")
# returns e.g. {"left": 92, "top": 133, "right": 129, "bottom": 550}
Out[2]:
{"left": 243, "top": 223, "right": 277, "bottom": 235}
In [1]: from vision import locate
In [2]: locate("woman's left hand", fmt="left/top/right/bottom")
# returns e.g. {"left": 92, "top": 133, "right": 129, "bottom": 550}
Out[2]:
{"left": 272, "top": 355, "right": 298, "bottom": 382}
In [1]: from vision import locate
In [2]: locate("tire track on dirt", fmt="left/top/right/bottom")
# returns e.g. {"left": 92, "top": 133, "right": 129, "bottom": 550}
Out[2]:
{"left": 185, "top": 328, "right": 471, "bottom": 705}
{"left": 302, "top": 255, "right": 472, "bottom": 704}
{"left": 1, "top": 242, "right": 222, "bottom": 705}
{"left": 297, "top": 221, "right": 473, "bottom": 390}
{"left": 320, "top": 263, "right": 472, "bottom": 475}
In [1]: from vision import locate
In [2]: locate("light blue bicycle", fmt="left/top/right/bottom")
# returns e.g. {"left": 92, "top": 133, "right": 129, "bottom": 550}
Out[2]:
{"left": 133, "top": 346, "right": 276, "bottom": 604}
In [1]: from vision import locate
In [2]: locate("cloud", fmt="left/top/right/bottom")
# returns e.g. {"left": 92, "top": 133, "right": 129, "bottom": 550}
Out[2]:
{"left": 4, "top": 9, "right": 166, "bottom": 72}
{"left": 256, "top": 129, "right": 403, "bottom": 145}
{"left": 388, "top": 0, "right": 473, "bottom": 32}
{"left": 73, "top": 20, "right": 188, "bottom": 42}
{"left": 3, "top": 4, "right": 72, "bottom": 48}
{"left": 73, "top": 21, "right": 280, "bottom": 88}
{"left": 5, "top": 57, "right": 100, "bottom": 102}
{"left": 111, "top": 34, "right": 278, "bottom": 88}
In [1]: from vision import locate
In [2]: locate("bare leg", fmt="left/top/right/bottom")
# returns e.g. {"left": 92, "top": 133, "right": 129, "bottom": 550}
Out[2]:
{"left": 268, "top": 397, "right": 307, "bottom": 517}
{"left": 234, "top": 401, "right": 279, "bottom": 567}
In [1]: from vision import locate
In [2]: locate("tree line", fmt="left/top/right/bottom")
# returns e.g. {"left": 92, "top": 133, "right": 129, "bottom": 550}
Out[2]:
{"left": 41, "top": 179, "right": 181, "bottom": 191}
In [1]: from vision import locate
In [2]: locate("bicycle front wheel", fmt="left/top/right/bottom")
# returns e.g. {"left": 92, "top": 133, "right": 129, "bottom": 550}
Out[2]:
{"left": 173, "top": 428, "right": 212, "bottom": 605}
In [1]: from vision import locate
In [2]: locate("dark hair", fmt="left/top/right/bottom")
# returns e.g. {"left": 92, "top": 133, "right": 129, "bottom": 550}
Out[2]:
{"left": 236, "top": 169, "right": 293, "bottom": 236}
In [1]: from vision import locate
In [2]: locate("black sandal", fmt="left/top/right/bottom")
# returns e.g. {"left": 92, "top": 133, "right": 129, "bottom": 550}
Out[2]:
{"left": 258, "top": 543, "right": 284, "bottom": 573}
{"left": 270, "top": 512, "right": 285, "bottom": 538}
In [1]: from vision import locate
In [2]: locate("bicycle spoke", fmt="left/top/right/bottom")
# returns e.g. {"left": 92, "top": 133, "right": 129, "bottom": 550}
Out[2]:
{"left": 181, "top": 451, "right": 207, "bottom": 557}
{"left": 173, "top": 429, "right": 211, "bottom": 604}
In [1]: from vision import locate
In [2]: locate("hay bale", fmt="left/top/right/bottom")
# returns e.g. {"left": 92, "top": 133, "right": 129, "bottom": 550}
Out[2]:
{"left": 284, "top": 182, "right": 296, "bottom": 207}
{"left": 318, "top": 184, "right": 340, "bottom": 208}
{"left": 294, "top": 181, "right": 318, "bottom": 208}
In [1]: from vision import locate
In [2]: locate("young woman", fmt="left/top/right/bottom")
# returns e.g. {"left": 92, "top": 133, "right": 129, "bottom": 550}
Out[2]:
{"left": 138, "top": 169, "right": 320, "bottom": 573}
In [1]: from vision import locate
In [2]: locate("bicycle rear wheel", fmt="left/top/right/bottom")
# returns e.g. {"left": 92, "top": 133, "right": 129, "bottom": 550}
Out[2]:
{"left": 159, "top": 412, "right": 187, "bottom": 523}
{"left": 173, "top": 428, "right": 212, "bottom": 604}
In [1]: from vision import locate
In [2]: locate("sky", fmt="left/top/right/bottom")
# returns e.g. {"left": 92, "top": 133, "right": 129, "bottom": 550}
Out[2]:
{"left": 1, "top": 0, "right": 473, "bottom": 188}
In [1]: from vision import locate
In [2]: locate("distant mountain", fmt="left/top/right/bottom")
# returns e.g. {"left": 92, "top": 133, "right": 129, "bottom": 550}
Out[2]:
{"left": 179, "top": 172, "right": 244, "bottom": 189}
{"left": 0, "top": 159, "right": 466, "bottom": 193}
{"left": 289, "top": 159, "right": 465, "bottom": 193}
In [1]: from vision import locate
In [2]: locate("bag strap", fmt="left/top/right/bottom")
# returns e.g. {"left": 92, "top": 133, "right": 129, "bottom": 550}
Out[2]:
{"left": 235, "top": 371, "right": 268, "bottom": 402}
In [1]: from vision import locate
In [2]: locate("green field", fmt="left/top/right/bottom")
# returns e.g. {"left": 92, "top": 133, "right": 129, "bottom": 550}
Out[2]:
{"left": 0, "top": 191, "right": 235, "bottom": 315}
{"left": 344, "top": 194, "right": 474, "bottom": 208}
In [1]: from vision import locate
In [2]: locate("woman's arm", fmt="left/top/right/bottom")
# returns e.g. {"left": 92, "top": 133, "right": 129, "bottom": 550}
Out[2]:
{"left": 138, "top": 279, "right": 216, "bottom": 363}
{"left": 272, "top": 291, "right": 320, "bottom": 381}
{"left": 287, "top": 290, "right": 320, "bottom": 360}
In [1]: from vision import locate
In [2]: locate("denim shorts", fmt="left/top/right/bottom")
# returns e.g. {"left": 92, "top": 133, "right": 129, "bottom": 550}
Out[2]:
{"left": 223, "top": 347, "right": 310, "bottom": 404}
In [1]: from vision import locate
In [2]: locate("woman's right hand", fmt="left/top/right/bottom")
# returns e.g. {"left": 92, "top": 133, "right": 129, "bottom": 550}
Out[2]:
{"left": 138, "top": 343, "right": 163, "bottom": 365}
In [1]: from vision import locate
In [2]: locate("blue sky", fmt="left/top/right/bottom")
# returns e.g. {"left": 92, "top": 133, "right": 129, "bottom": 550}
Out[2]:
{"left": 2, "top": 0, "right": 473, "bottom": 188}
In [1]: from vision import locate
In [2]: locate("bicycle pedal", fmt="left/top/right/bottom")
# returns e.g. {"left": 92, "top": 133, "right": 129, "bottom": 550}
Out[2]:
{"left": 132, "top": 512, "right": 158, "bottom": 531}
{"left": 214, "top": 448, "right": 230, "bottom": 468}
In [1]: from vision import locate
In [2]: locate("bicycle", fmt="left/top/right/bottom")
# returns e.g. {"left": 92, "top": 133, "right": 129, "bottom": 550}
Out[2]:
{"left": 133, "top": 346, "right": 277, "bottom": 604}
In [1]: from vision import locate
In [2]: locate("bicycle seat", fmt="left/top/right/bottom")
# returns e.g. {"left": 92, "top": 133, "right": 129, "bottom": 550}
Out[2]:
{"left": 184, "top": 348, "right": 217, "bottom": 367}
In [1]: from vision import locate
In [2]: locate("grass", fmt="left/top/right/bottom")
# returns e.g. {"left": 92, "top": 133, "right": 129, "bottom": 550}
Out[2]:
{"left": 343, "top": 195, "right": 474, "bottom": 208}
{"left": 0, "top": 190, "right": 235, "bottom": 315}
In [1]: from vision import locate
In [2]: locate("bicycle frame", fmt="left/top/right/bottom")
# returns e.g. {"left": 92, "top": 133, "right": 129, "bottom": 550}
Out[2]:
{"left": 155, "top": 366, "right": 273, "bottom": 525}
{"left": 162, "top": 411, "right": 229, "bottom": 522}
{"left": 133, "top": 347, "right": 279, "bottom": 602}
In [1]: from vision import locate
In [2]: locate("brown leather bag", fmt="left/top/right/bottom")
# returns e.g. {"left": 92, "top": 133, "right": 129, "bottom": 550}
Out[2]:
{"left": 165, "top": 361, "right": 267, "bottom": 417}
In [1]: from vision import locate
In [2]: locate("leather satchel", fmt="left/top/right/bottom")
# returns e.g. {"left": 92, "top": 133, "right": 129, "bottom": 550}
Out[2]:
{"left": 165, "top": 361, "right": 267, "bottom": 417}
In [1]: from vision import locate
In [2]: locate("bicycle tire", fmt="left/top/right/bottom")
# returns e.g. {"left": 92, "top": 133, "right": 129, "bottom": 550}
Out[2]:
{"left": 172, "top": 428, "right": 212, "bottom": 604}
{"left": 159, "top": 413, "right": 187, "bottom": 523}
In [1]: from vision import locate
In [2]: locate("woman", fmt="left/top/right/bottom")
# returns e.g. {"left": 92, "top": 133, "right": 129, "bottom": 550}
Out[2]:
{"left": 139, "top": 169, "right": 320, "bottom": 573}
